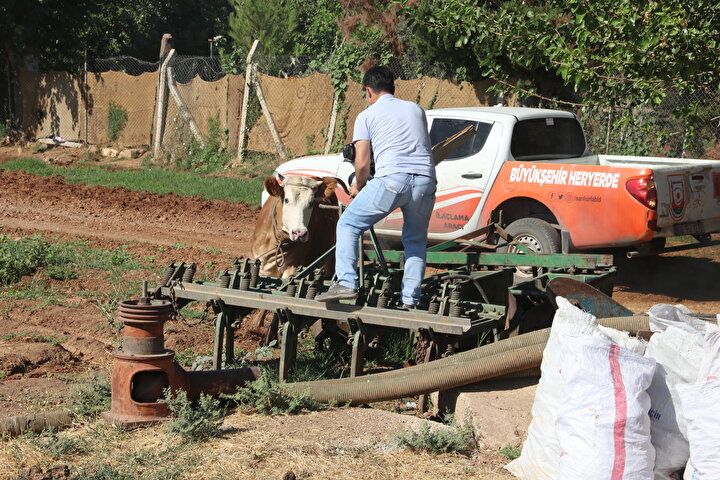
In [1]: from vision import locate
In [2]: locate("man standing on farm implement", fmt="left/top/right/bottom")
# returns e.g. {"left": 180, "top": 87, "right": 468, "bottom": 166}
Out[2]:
{"left": 316, "top": 66, "right": 437, "bottom": 307}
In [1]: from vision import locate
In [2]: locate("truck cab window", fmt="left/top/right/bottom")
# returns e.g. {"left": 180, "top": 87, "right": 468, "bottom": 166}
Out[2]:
{"left": 511, "top": 117, "right": 586, "bottom": 160}
{"left": 429, "top": 118, "right": 492, "bottom": 160}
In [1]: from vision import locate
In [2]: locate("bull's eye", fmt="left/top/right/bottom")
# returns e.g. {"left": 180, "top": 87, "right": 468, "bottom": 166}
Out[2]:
{"left": 283, "top": 198, "right": 289, "bottom": 204}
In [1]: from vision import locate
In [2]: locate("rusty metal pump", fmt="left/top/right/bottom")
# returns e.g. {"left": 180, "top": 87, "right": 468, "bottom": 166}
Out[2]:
{"left": 102, "top": 284, "right": 258, "bottom": 427}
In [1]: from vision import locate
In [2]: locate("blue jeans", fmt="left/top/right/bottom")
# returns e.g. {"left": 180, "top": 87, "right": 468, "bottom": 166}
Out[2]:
{"left": 335, "top": 173, "right": 437, "bottom": 305}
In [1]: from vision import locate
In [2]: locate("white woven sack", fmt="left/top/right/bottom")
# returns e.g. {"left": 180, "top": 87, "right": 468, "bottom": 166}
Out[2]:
{"left": 556, "top": 333, "right": 656, "bottom": 480}
{"left": 697, "top": 330, "right": 720, "bottom": 381}
{"left": 677, "top": 380, "right": 720, "bottom": 480}
{"left": 505, "top": 297, "right": 646, "bottom": 480}
{"left": 644, "top": 326, "right": 706, "bottom": 480}
{"left": 648, "top": 304, "right": 717, "bottom": 334}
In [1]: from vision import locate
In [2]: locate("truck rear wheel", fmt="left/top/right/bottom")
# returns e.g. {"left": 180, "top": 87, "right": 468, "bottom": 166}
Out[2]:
{"left": 498, "top": 218, "right": 561, "bottom": 281}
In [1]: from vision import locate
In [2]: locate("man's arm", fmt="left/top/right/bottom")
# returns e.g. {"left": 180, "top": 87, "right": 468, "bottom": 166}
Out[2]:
{"left": 350, "top": 139, "right": 371, "bottom": 197}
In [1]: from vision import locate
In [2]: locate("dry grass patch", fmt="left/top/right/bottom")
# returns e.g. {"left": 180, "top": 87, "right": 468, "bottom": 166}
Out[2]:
{"left": 0, "top": 408, "right": 514, "bottom": 479}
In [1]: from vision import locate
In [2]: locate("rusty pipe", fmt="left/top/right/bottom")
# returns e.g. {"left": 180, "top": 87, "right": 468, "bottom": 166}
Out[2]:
{"left": 0, "top": 411, "right": 73, "bottom": 438}
{"left": 181, "top": 366, "right": 261, "bottom": 398}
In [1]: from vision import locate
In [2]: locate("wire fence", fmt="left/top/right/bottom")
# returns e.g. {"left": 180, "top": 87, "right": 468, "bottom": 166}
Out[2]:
{"left": 10, "top": 51, "right": 720, "bottom": 162}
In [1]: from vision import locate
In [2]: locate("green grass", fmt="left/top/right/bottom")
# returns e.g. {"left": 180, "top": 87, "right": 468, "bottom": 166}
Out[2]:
{"left": 1, "top": 157, "right": 267, "bottom": 205}
{"left": 0, "top": 332, "right": 67, "bottom": 344}
{"left": 0, "top": 234, "right": 142, "bottom": 286}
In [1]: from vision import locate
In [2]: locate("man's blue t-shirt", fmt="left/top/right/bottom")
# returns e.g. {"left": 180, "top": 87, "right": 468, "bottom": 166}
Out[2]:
{"left": 352, "top": 94, "right": 435, "bottom": 179}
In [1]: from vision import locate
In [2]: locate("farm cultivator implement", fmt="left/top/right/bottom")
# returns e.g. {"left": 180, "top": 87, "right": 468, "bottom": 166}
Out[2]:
{"left": 156, "top": 222, "right": 616, "bottom": 381}
{"left": 101, "top": 220, "right": 637, "bottom": 426}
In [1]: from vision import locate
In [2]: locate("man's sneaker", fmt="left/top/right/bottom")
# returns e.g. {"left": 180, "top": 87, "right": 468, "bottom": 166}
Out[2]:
{"left": 316, "top": 282, "right": 358, "bottom": 302}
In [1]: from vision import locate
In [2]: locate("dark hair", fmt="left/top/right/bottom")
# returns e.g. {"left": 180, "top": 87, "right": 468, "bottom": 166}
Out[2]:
{"left": 362, "top": 66, "right": 395, "bottom": 95}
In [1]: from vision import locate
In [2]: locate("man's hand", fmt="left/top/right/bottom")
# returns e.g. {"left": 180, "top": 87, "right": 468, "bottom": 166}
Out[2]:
{"left": 349, "top": 182, "right": 362, "bottom": 198}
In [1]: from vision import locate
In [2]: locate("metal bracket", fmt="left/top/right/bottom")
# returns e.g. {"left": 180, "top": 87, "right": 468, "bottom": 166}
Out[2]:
{"left": 347, "top": 316, "right": 368, "bottom": 378}
{"left": 212, "top": 300, "right": 235, "bottom": 370}
{"left": 278, "top": 308, "right": 299, "bottom": 383}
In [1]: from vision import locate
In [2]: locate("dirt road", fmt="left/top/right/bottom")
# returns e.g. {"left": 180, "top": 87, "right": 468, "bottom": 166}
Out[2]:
{"left": 0, "top": 169, "right": 257, "bottom": 254}
{"left": 2, "top": 166, "right": 719, "bottom": 311}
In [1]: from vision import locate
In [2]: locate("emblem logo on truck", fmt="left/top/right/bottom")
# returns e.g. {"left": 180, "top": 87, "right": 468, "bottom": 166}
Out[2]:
{"left": 668, "top": 174, "right": 686, "bottom": 221}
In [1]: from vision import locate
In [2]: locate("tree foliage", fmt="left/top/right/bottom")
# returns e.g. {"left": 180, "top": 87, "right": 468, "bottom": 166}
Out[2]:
{"left": 1, "top": 0, "right": 231, "bottom": 71}
{"left": 228, "top": 0, "right": 301, "bottom": 59}
{"left": 411, "top": 0, "right": 720, "bottom": 108}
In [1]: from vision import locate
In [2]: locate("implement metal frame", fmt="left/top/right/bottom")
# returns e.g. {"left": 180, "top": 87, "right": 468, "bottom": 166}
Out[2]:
{"left": 155, "top": 222, "right": 615, "bottom": 382}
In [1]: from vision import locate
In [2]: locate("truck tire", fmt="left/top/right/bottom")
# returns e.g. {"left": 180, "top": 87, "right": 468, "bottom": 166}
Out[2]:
{"left": 499, "top": 218, "right": 561, "bottom": 255}
{"left": 498, "top": 218, "right": 561, "bottom": 282}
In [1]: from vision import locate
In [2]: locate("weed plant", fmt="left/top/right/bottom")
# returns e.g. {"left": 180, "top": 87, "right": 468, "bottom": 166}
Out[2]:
{"left": 287, "top": 339, "right": 351, "bottom": 382}
{"left": 0, "top": 234, "right": 77, "bottom": 285}
{"left": 174, "top": 117, "right": 233, "bottom": 172}
{"left": 161, "top": 388, "right": 224, "bottom": 442}
{"left": 499, "top": 445, "right": 521, "bottom": 460}
{"left": 3, "top": 157, "right": 265, "bottom": 205}
{"left": 364, "top": 330, "right": 414, "bottom": 369}
{"left": 395, "top": 416, "right": 476, "bottom": 455}
{"left": 22, "top": 429, "right": 88, "bottom": 459}
{"left": 69, "top": 463, "right": 133, "bottom": 480}
{"left": 107, "top": 101, "right": 128, "bottom": 143}
{"left": 69, "top": 444, "right": 196, "bottom": 480}
{"left": 222, "top": 370, "right": 323, "bottom": 415}
{"left": 68, "top": 371, "right": 111, "bottom": 418}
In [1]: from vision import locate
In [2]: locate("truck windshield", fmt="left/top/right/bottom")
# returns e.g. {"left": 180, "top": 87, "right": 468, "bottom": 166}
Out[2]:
{"left": 511, "top": 117, "right": 585, "bottom": 160}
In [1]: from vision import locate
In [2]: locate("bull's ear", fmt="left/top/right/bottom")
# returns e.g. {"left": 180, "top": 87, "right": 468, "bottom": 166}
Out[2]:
{"left": 320, "top": 177, "right": 338, "bottom": 200}
{"left": 264, "top": 176, "right": 284, "bottom": 197}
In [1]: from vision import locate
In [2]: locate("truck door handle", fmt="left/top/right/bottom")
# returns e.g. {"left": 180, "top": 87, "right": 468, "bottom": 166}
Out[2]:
{"left": 461, "top": 172, "right": 483, "bottom": 179}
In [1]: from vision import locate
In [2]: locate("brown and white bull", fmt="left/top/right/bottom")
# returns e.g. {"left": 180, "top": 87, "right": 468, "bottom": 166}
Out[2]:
{"left": 251, "top": 175, "right": 339, "bottom": 278}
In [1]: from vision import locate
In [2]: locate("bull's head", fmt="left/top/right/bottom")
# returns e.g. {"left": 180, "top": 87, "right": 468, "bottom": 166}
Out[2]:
{"left": 265, "top": 175, "right": 338, "bottom": 242}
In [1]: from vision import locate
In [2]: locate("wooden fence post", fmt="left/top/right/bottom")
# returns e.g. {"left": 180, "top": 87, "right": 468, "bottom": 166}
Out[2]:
{"left": 234, "top": 39, "right": 260, "bottom": 164}
{"left": 152, "top": 48, "right": 176, "bottom": 157}
{"left": 252, "top": 64, "right": 287, "bottom": 161}
{"left": 166, "top": 64, "right": 205, "bottom": 147}
{"left": 324, "top": 92, "right": 340, "bottom": 154}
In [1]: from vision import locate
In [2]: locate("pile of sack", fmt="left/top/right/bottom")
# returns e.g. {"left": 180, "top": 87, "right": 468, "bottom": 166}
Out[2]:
{"left": 506, "top": 298, "right": 719, "bottom": 480}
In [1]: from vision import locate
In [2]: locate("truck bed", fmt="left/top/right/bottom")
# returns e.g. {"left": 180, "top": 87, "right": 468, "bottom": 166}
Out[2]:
{"left": 535, "top": 154, "right": 720, "bottom": 169}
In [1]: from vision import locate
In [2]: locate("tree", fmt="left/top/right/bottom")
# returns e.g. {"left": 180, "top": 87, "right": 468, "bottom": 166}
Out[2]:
{"left": 1, "top": 0, "right": 232, "bottom": 72}
{"left": 227, "top": 0, "right": 300, "bottom": 59}
{"left": 409, "top": 0, "right": 720, "bottom": 109}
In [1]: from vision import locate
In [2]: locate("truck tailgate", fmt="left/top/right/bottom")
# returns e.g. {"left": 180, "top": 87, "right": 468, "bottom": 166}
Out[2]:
{"left": 653, "top": 164, "right": 720, "bottom": 234}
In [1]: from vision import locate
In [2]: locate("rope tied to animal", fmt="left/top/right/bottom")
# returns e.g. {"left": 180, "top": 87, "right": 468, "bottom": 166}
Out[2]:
{"left": 271, "top": 197, "right": 290, "bottom": 268}
{"left": 254, "top": 195, "right": 292, "bottom": 267}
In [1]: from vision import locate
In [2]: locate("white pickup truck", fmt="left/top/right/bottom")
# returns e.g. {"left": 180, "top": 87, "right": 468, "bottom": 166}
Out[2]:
{"left": 267, "top": 107, "right": 720, "bottom": 255}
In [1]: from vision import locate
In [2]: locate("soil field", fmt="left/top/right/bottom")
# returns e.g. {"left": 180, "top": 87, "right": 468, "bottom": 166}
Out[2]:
{"left": 1, "top": 148, "right": 719, "bottom": 479}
